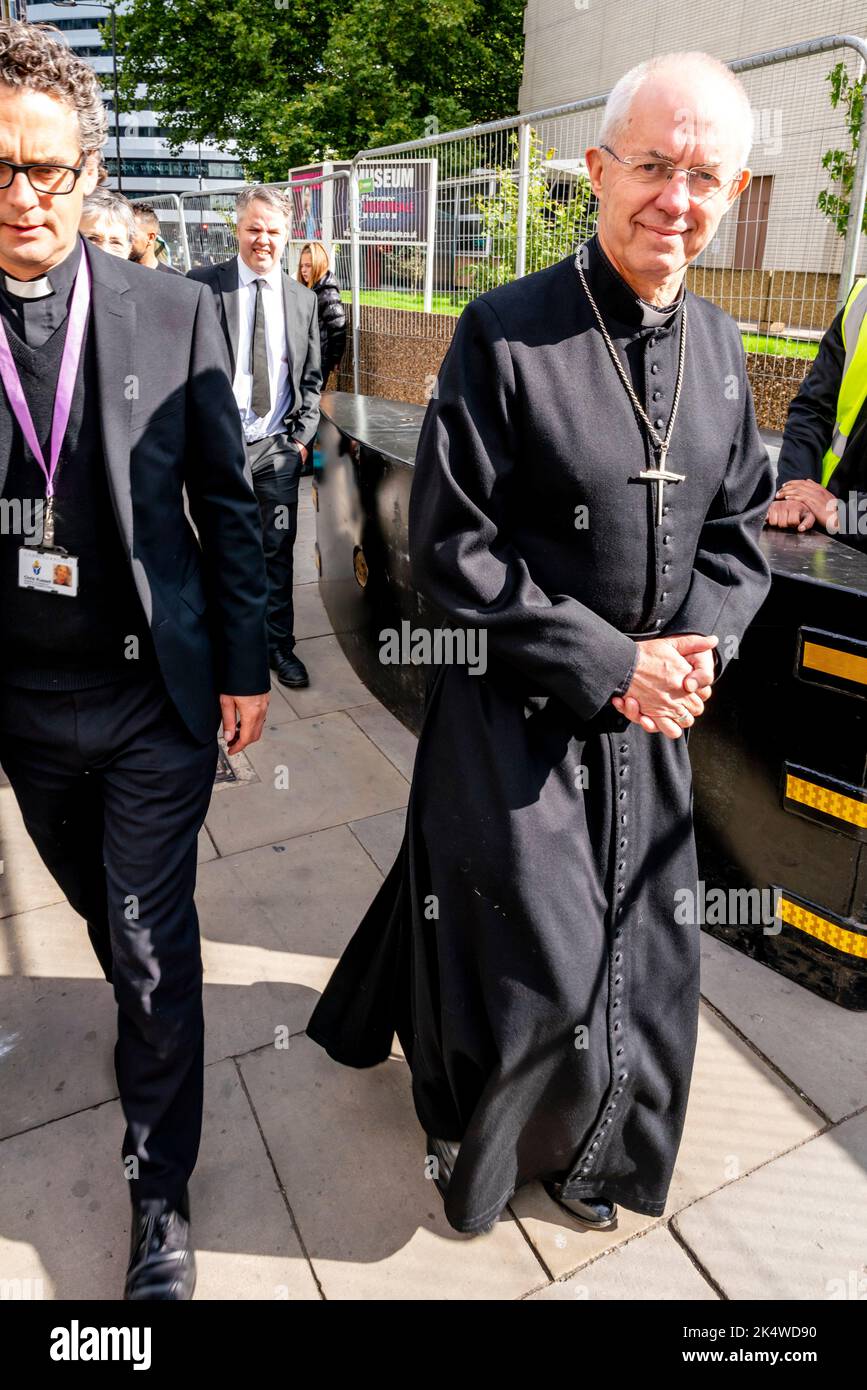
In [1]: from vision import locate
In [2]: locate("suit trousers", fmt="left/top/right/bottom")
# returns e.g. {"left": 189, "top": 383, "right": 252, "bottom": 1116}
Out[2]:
{"left": 245, "top": 431, "right": 302, "bottom": 656}
{"left": 0, "top": 672, "right": 217, "bottom": 1207}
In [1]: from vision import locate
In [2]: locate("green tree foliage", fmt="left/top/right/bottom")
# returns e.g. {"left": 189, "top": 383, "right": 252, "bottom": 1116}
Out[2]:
{"left": 114, "top": 0, "right": 524, "bottom": 181}
{"left": 817, "top": 60, "right": 867, "bottom": 238}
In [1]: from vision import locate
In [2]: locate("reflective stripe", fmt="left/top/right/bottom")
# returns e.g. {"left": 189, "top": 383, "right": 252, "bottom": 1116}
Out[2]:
{"left": 778, "top": 896, "right": 867, "bottom": 959}
{"left": 821, "top": 276, "right": 867, "bottom": 486}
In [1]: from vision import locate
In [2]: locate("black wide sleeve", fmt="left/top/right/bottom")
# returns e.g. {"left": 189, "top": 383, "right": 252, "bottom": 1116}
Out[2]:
{"left": 183, "top": 283, "right": 270, "bottom": 694}
{"left": 409, "top": 297, "right": 639, "bottom": 722}
{"left": 663, "top": 348, "right": 775, "bottom": 680}
{"left": 775, "top": 310, "right": 844, "bottom": 486}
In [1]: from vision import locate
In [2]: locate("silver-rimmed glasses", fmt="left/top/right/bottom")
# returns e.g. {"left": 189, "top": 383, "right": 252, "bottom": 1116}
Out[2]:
{"left": 599, "top": 144, "right": 740, "bottom": 204}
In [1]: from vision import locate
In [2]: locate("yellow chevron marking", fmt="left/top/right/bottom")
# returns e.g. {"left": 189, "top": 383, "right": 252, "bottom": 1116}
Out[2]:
{"left": 778, "top": 897, "right": 867, "bottom": 959}
{"left": 785, "top": 774, "right": 867, "bottom": 830}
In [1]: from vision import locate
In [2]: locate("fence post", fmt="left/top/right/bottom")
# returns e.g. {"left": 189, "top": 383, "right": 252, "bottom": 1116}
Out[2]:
{"left": 350, "top": 162, "right": 362, "bottom": 395}
{"left": 177, "top": 192, "right": 193, "bottom": 273}
{"left": 423, "top": 157, "right": 438, "bottom": 314}
{"left": 836, "top": 58, "right": 867, "bottom": 310}
{"left": 515, "top": 119, "right": 531, "bottom": 279}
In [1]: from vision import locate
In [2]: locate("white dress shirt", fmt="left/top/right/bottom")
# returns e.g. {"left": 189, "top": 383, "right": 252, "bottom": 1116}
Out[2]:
{"left": 232, "top": 254, "right": 294, "bottom": 443}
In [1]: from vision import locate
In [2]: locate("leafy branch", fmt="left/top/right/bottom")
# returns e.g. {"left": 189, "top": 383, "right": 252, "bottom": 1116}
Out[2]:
{"left": 817, "top": 60, "right": 867, "bottom": 238}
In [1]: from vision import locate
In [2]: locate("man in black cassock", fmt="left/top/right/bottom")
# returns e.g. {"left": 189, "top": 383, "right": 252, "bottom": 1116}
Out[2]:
{"left": 307, "top": 53, "right": 776, "bottom": 1235}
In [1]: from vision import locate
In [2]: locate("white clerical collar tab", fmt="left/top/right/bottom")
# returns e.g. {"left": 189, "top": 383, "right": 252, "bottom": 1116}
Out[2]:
{"left": 4, "top": 273, "right": 52, "bottom": 300}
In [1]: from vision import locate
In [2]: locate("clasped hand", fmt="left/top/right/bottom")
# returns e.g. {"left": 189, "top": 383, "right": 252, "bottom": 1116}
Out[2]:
{"left": 765, "top": 479, "right": 838, "bottom": 533}
{"left": 611, "top": 633, "right": 718, "bottom": 740}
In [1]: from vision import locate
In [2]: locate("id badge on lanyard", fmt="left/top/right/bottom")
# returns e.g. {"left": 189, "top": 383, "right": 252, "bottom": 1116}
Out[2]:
{"left": 17, "top": 545, "right": 79, "bottom": 596}
{"left": 0, "top": 249, "right": 91, "bottom": 600}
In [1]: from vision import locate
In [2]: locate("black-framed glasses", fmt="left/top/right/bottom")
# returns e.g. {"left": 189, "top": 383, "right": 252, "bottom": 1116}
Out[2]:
{"left": 599, "top": 144, "right": 740, "bottom": 204}
{"left": 0, "top": 155, "right": 87, "bottom": 195}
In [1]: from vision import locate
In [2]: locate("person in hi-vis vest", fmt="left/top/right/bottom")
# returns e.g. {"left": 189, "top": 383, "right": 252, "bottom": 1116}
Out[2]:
{"left": 767, "top": 276, "right": 867, "bottom": 548}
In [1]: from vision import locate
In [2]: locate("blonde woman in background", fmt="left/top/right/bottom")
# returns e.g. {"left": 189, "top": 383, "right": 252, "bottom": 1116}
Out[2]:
{"left": 296, "top": 242, "right": 346, "bottom": 475}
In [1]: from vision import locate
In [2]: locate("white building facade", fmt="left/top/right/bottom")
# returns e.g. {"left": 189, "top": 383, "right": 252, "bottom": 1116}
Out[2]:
{"left": 26, "top": 1, "right": 242, "bottom": 198}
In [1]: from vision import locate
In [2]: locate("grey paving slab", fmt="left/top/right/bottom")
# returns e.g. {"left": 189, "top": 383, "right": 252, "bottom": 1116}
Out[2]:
{"left": 700, "top": 932, "right": 867, "bottom": 1122}
{"left": 0, "top": 1096, "right": 128, "bottom": 1299}
{"left": 197, "top": 854, "right": 320, "bottom": 1063}
{"left": 197, "top": 826, "right": 384, "bottom": 1058}
{"left": 509, "top": 1181, "right": 658, "bottom": 1277}
{"left": 674, "top": 1111, "right": 867, "bottom": 1301}
{"left": 0, "top": 785, "right": 65, "bottom": 919}
{"left": 239, "top": 1037, "right": 548, "bottom": 1299}
{"left": 264, "top": 677, "right": 300, "bottom": 725}
{"left": 346, "top": 702, "right": 418, "bottom": 781}
{"left": 0, "top": 901, "right": 117, "bottom": 1137}
{"left": 526, "top": 1226, "right": 718, "bottom": 1300}
{"left": 293, "top": 581, "right": 333, "bottom": 640}
{"left": 275, "top": 634, "right": 376, "bottom": 718}
{"left": 0, "top": 1059, "right": 320, "bottom": 1300}
{"left": 204, "top": 712, "right": 408, "bottom": 856}
{"left": 191, "top": 1059, "right": 320, "bottom": 1299}
{"left": 222, "top": 823, "right": 383, "bottom": 963}
{"left": 509, "top": 1004, "right": 823, "bottom": 1279}
{"left": 349, "top": 807, "right": 407, "bottom": 875}
{"left": 197, "top": 826, "right": 218, "bottom": 863}
{"left": 664, "top": 1006, "right": 824, "bottom": 1215}
{"left": 294, "top": 510, "right": 318, "bottom": 584}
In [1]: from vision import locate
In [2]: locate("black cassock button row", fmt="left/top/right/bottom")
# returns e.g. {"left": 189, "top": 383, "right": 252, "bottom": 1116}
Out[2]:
{"left": 574, "top": 741, "right": 630, "bottom": 1179}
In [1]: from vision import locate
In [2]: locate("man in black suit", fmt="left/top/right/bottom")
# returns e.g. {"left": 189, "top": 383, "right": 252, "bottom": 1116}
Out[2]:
{"left": 189, "top": 186, "right": 322, "bottom": 688}
{"left": 0, "top": 22, "right": 270, "bottom": 1298}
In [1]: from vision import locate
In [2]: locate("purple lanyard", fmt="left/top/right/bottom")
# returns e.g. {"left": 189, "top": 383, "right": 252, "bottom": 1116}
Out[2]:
{"left": 0, "top": 249, "right": 91, "bottom": 502}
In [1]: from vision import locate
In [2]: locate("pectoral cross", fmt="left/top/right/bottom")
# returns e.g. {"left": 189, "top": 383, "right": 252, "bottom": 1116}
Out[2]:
{"left": 639, "top": 445, "right": 685, "bottom": 527}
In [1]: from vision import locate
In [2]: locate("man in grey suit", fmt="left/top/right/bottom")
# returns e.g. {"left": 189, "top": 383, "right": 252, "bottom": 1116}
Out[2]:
{"left": 189, "top": 187, "right": 322, "bottom": 688}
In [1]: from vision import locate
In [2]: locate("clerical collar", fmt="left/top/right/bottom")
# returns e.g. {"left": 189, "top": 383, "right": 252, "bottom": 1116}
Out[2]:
{"left": 581, "top": 234, "right": 685, "bottom": 330}
{"left": 1, "top": 235, "right": 83, "bottom": 304}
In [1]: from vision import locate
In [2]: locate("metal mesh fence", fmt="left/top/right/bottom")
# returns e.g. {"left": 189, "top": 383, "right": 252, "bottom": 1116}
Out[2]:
{"left": 128, "top": 34, "right": 867, "bottom": 431}
{"left": 345, "top": 36, "right": 867, "bottom": 425}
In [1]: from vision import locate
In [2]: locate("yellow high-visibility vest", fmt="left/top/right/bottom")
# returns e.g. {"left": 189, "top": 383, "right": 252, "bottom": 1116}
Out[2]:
{"left": 821, "top": 276, "right": 867, "bottom": 486}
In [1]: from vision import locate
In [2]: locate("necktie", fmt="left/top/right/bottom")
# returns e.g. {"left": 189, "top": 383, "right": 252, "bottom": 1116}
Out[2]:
{"left": 250, "top": 277, "right": 271, "bottom": 418}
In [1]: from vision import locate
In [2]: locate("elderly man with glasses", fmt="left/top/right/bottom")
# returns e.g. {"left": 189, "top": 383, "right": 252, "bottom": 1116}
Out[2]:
{"left": 308, "top": 51, "right": 775, "bottom": 1237}
{"left": 0, "top": 21, "right": 270, "bottom": 1297}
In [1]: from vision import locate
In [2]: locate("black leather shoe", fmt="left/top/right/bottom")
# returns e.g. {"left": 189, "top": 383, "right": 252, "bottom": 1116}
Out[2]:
{"left": 269, "top": 650, "right": 309, "bottom": 688}
{"left": 425, "top": 1133, "right": 461, "bottom": 1199}
{"left": 124, "top": 1191, "right": 196, "bottom": 1300}
{"left": 425, "top": 1134, "right": 497, "bottom": 1234}
{"left": 543, "top": 1179, "right": 618, "bottom": 1230}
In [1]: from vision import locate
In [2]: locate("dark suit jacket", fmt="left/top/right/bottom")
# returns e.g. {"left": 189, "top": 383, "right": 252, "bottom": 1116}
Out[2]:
{"left": 0, "top": 236, "right": 270, "bottom": 744}
{"left": 188, "top": 257, "right": 323, "bottom": 448}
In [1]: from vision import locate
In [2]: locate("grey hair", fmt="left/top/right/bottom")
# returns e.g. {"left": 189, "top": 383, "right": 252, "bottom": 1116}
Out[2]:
{"left": 599, "top": 51, "right": 753, "bottom": 168}
{"left": 235, "top": 184, "right": 291, "bottom": 223}
{"left": 0, "top": 19, "right": 108, "bottom": 155}
{"left": 81, "top": 186, "right": 137, "bottom": 243}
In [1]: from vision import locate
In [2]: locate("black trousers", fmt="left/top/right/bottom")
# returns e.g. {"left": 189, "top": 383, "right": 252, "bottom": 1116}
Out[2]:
{"left": 0, "top": 672, "right": 217, "bottom": 1207}
{"left": 246, "top": 431, "right": 302, "bottom": 655}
